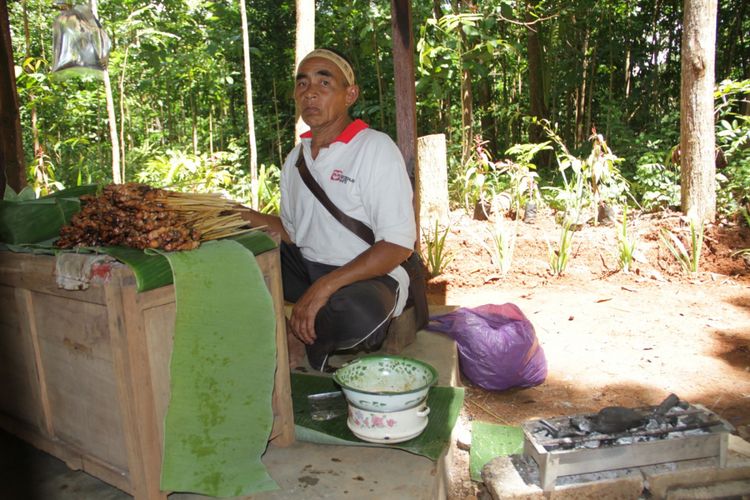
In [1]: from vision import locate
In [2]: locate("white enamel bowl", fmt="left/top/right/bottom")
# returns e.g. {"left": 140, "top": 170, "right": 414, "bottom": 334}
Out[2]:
{"left": 347, "top": 404, "right": 431, "bottom": 443}
{"left": 333, "top": 355, "right": 438, "bottom": 413}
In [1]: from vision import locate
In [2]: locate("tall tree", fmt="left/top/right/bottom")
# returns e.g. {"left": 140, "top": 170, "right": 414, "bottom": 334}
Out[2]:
{"left": 525, "top": 1, "right": 547, "bottom": 145}
{"left": 239, "top": 0, "right": 259, "bottom": 209}
{"left": 680, "top": 0, "right": 717, "bottom": 222}
{"left": 295, "top": 0, "right": 314, "bottom": 142}
{"left": 21, "top": 0, "right": 48, "bottom": 192}
{"left": 91, "top": 0, "right": 121, "bottom": 184}
{"left": 0, "top": 0, "right": 24, "bottom": 193}
{"left": 453, "top": 0, "right": 474, "bottom": 166}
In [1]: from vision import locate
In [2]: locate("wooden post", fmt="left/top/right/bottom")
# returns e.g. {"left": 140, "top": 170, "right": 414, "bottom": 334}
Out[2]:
{"left": 417, "top": 134, "right": 449, "bottom": 230}
{"left": 0, "top": 0, "right": 26, "bottom": 194}
{"left": 391, "top": 0, "right": 421, "bottom": 242}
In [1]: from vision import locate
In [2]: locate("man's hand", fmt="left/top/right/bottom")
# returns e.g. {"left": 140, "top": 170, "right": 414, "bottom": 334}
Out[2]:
{"left": 289, "top": 276, "right": 336, "bottom": 344}
{"left": 236, "top": 207, "right": 291, "bottom": 243}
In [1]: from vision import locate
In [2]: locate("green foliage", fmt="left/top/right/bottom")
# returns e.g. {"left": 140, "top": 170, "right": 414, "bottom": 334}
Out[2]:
{"left": 632, "top": 156, "right": 681, "bottom": 211}
{"left": 616, "top": 207, "right": 638, "bottom": 273}
{"left": 547, "top": 221, "right": 575, "bottom": 276}
{"left": 256, "top": 163, "right": 281, "bottom": 214}
{"left": 10, "top": 0, "right": 296, "bottom": 191}
{"left": 133, "top": 142, "right": 279, "bottom": 212}
{"left": 500, "top": 141, "right": 549, "bottom": 215}
{"left": 420, "top": 219, "right": 453, "bottom": 278}
{"left": 659, "top": 219, "right": 704, "bottom": 275}
{"left": 730, "top": 208, "right": 750, "bottom": 259}
{"left": 715, "top": 80, "right": 750, "bottom": 216}
{"left": 451, "top": 137, "right": 503, "bottom": 211}
{"left": 6, "top": 0, "right": 749, "bottom": 224}
{"left": 540, "top": 122, "right": 629, "bottom": 225}
{"left": 484, "top": 218, "right": 517, "bottom": 275}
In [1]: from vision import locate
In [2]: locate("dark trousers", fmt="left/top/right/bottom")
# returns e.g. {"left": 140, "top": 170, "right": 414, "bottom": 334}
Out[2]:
{"left": 280, "top": 242, "right": 398, "bottom": 371}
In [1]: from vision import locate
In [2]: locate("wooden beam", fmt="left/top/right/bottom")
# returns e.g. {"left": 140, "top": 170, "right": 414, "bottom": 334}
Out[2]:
{"left": 0, "top": 0, "right": 26, "bottom": 194}
{"left": 390, "top": 0, "right": 421, "bottom": 235}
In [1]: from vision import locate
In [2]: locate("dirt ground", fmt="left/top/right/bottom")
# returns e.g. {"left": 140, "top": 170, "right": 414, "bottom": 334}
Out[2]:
{"left": 433, "top": 207, "right": 750, "bottom": 499}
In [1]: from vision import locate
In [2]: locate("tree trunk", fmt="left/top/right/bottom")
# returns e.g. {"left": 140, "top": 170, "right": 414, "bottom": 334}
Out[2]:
{"left": 240, "top": 0, "right": 259, "bottom": 209}
{"left": 118, "top": 44, "right": 130, "bottom": 178}
{"left": 649, "top": 0, "right": 663, "bottom": 120}
{"left": 89, "top": 1, "right": 121, "bottom": 184}
{"left": 190, "top": 91, "right": 198, "bottom": 156}
{"left": 0, "top": 0, "right": 25, "bottom": 194}
{"left": 525, "top": 3, "right": 547, "bottom": 146}
{"left": 22, "top": 0, "right": 48, "bottom": 192}
{"left": 295, "top": 0, "right": 315, "bottom": 142}
{"left": 370, "top": 18, "right": 385, "bottom": 131}
{"left": 680, "top": 0, "right": 718, "bottom": 222}
{"left": 585, "top": 47, "right": 597, "bottom": 139}
{"left": 576, "top": 21, "right": 590, "bottom": 147}
{"left": 272, "top": 78, "right": 283, "bottom": 166}
{"left": 209, "top": 105, "right": 214, "bottom": 155}
{"left": 102, "top": 72, "right": 121, "bottom": 183}
{"left": 454, "top": 0, "right": 473, "bottom": 166}
{"left": 391, "top": 0, "right": 421, "bottom": 241}
{"left": 476, "top": 77, "right": 494, "bottom": 152}
{"left": 743, "top": 64, "right": 750, "bottom": 117}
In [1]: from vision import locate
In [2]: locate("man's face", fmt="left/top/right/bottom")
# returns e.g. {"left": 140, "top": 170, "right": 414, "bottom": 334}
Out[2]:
{"left": 295, "top": 57, "right": 358, "bottom": 130}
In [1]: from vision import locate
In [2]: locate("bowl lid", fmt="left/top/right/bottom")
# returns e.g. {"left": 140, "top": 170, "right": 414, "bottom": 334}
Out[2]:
{"left": 333, "top": 354, "right": 438, "bottom": 395}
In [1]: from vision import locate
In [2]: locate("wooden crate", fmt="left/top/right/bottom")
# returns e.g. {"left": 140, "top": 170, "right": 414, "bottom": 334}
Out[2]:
{"left": 0, "top": 247, "right": 294, "bottom": 499}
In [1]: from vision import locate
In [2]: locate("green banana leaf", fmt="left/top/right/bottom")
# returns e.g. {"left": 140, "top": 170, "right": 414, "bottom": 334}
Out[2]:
{"left": 101, "top": 230, "right": 277, "bottom": 292}
{"left": 469, "top": 422, "right": 524, "bottom": 481}
{"left": 0, "top": 228, "right": 276, "bottom": 293}
{"left": 0, "top": 185, "right": 98, "bottom": 244}
{"left": 158, "top": 239, "right": 279, "bottom": 496}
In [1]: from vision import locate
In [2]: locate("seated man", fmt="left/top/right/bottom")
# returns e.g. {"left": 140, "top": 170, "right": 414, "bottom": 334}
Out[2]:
{"left": 243, "top": 48, "right": 416, "bottom": 371}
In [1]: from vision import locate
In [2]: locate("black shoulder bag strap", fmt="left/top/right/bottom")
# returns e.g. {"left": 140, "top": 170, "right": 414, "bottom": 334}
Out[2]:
{"left": 295, "top": 151, "right": 375, "bottom": 246}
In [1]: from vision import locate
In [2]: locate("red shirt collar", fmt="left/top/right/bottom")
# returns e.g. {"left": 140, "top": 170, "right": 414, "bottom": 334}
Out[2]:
{"left": 299, "top": 119, "right": 369, "bottom": 144}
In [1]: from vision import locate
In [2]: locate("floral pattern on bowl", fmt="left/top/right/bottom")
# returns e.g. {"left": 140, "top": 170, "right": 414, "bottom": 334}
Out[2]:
{"left": 349, "top": 408, "right": 398, "bottom": 429}
{"left": 347, "top": 404, "right": 431, "bottom": 443}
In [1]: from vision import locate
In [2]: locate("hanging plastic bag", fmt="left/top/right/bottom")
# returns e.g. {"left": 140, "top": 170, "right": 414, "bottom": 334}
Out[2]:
{"left": 428, "top": 303, "right": 547, "bottom": 391}
{"left": 51, "top": 4, "right": 111, "bottom": 80}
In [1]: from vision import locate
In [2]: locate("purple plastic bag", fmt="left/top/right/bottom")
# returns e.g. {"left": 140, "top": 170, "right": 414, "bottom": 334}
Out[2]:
{"left": 428, "top": 303, "right": 547, "bottom": 391}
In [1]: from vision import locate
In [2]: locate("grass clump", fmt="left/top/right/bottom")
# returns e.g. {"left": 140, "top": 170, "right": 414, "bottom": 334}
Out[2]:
{"left": 421, "top": 219, "right": 453, "bottom": 278}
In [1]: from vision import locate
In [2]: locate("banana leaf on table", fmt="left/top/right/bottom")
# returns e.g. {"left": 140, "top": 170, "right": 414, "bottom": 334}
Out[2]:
{"left": 101, "top": 230, "right": 277, "bottom": 292}
{"left": 157, "top": 239, "right": 279, "bottom": 496}
{"left": 0, "top": 229, "right": 277, "bottom": 293}
{"left": 0, "top": 185, "right": 98, "bottom": 245}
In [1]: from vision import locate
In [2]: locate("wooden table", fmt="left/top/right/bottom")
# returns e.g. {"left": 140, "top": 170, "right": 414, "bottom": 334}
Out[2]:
{"left": 0, "top": 247, "right": 294, "bottom": 499}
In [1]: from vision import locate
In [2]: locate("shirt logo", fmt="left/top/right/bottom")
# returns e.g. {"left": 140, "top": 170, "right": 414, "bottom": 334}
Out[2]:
{"left": 330, "top": 169, "right": 355, "bottom": 184}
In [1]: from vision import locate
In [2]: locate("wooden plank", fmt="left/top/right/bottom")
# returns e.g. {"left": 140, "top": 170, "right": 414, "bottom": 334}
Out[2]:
{"left": 390, "top": 0, "right": 422, "bottom": 236}
{"left": 0, "top": 286, "right": 45, "bottom": 431}
{"left": 32, "top": 292, "right": 129, "bottom": 471}
{"left": 257, "top": 249, "right": 295, "bottom": 446}
{"left": 0, "top": 253, "right": 108, "bottom": 304}
{"left": 142, "top": 296, "right": 176, "bottom": 449}
{"left": 108, "top": 279, "right": 168, "bottom": 500}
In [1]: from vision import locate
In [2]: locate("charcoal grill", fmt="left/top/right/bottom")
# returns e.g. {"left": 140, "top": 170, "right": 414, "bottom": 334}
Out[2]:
{"left": 521, "top": 400, "right": 734, "bottom": 492}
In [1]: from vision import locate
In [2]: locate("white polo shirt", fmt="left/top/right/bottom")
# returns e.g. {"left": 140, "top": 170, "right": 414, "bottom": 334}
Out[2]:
{"left": 280, "top": 120, "right": 416, "bottom": 315}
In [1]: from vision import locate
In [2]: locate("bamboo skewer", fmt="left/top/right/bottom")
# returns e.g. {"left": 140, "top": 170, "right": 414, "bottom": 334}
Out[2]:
{"left": 160, "top": 192, "right": 264, "bottom": 245}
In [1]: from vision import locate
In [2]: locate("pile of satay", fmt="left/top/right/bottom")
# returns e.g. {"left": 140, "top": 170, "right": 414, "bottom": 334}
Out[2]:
{"left": 56, "top": 183, "right": 249, "bottom": 251}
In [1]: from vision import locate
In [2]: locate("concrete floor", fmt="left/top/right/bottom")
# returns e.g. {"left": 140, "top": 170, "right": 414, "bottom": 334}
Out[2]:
{"left": 0, "top": 327, "right": 460, "bottom": 500}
